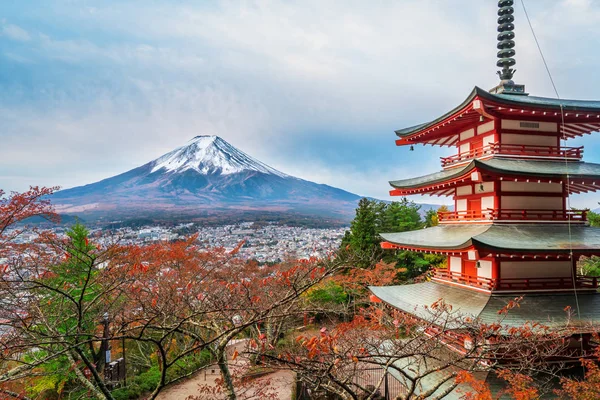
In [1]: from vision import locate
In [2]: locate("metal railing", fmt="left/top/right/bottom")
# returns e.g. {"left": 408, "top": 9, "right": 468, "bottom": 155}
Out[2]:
{"left": 296, "top": 367, "right": 407, "bottom": 400}
{"left": 441, "top": 142, "right": 583, "bottom": 168}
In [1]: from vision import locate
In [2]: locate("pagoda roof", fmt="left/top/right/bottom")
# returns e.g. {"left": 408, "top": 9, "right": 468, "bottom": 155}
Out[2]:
{"left": 395, "top": 87, "right": 600, "bottom": 145}
{"left": 369, "top": 281, "right": 600, "bottom": 330}
{"left": 389, "top": 158, "right": 600, "bottom": 195}
{"left": 380, "top": 224, "right": 600, "bottom": 255}
{"left": 381, "top": 225, "right": 489, "bottom": 251}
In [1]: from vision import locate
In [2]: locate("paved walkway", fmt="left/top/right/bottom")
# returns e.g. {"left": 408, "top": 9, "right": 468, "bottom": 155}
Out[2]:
{"left": 156, "top": 340, "right": 294, "bottom": 400}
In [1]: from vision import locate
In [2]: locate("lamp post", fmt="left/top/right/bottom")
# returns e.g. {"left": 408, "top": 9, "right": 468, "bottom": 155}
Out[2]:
{"left": 101, "top": 312, "right": 111, "bottom": 383}
{"left": 122, "top": 322, "right": 127, "bottom": 386}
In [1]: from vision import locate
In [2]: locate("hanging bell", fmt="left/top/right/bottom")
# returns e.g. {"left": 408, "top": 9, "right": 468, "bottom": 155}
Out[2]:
{"left": 410, "top": 145, "right": 414, "bottom": 151}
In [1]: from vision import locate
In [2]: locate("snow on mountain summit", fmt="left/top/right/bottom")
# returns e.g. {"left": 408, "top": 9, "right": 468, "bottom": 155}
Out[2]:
{"left": 150, "top": 135, "right": 288, "bottom": 178}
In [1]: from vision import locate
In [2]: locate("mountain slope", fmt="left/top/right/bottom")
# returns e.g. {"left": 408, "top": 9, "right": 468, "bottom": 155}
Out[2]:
{"left": 51, "top": 136, "right": 363, "bottom": 220}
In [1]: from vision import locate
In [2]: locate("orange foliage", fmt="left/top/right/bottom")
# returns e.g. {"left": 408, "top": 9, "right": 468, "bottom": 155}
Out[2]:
{"left": 555, "top": 343, "right": 600, "bottom": 400}
{"left": 0, "top": 186, "right": 58, "bottom": 235}
{"left": 455, "top": 371, "right": 493, "bottom": 400}
{"left": 496, "top": 369, "right": 540, "bottom": 400}
{"left": 335, "top": 260, "right": 399, "bottom": 293}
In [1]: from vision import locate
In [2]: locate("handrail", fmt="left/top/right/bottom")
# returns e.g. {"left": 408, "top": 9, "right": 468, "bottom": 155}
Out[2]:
{"left": 441, "top": 142, "right": 584, "bottom": 167}
{"left": 437, "top": 210, "right": 492, "bottom": 221}
{"left": 432, "top": 268, "right": 599, "bottom": 291}
{"left": 432, "top": 269, "right": 495, "bottom": 290}
{"left": 438, "top": 208, "right": 588, "bottom": 222}
{"left": 490, "top": 208, "right": 588, "bottom": 221}
{"left": 496, "top": 276, "right": 599, "bottom": 291}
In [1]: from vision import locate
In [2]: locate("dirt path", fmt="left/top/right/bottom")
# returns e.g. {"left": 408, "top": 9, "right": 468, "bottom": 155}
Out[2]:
{"left": 156, "top": 340, "right": 294, "bottom": 400}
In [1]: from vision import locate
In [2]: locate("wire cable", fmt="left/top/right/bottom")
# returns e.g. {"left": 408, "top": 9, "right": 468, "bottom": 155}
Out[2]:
{"left": 519, "top": 0, "right": 584, "bottom": 351}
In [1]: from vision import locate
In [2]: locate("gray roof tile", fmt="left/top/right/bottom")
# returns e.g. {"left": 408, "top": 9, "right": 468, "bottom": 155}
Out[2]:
{"left": 381, "top": 224, "right": 600, "bottom": 253}
{"left": 370, "top": 282, "right": 600, "bottom": 329}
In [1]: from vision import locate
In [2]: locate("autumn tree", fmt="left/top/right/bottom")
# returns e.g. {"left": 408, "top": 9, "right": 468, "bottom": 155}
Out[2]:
{"left": 555, "top": 345, "right": 600, "bottom": 399}
{"left": 1, "top": 186, "right": 363, "bottom": 400}
{"left": 2, "top": 187, "right": 599, "bottom": 400}
{"left": 0, "top": 219, "right": 134, "bottom": 398}
{"left": 0, "top": 187, "right": 60, "bottom": 399}
{"left": 110, "top": 240, "right": 361, "bottom": 400}
{"left": 260, "top": 299, "right": 582, "bottom": 400}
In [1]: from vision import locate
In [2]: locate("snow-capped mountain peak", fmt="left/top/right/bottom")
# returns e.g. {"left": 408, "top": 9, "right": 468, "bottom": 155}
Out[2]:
{"left": 150, "top": 135, "right": 288, "bottom": 178}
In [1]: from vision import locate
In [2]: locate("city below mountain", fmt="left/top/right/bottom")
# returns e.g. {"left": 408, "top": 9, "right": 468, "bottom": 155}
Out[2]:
{"left": 51, "top": 135, "right": 369, "bottom": 224}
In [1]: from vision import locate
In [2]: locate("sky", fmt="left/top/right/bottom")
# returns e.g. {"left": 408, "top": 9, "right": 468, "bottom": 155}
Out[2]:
{"left": 1, "top": 0, "right": 600, "bottom": 207}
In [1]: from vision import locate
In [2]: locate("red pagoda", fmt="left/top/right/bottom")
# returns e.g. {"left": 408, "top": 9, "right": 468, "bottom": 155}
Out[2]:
{"left": 370, "top": 0, "right": 600, "bottom": 365}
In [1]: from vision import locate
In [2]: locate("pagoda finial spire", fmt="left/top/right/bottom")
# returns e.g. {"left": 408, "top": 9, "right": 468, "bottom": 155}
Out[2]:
{"left": 496, "top": 0, "right": 516, "bottom": 81}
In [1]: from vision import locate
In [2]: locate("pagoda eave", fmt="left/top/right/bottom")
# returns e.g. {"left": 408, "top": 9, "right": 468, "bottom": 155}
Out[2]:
{"left": 389, "top": 159, "right": 600, "bottom": 196}
{"left": 380, "top": 224, "right": 600, "bottom": 257}
{"left": 381, "top": 241, "right": 474, "bottom": 255}
{"left": 369, "top": 282, "right": 600, "bottom": 331}
{"left": 395, "top": 87, "right": 600, "bottom": 146}
{"left": 380, "top": 240, "right": 600, "bottom": 259}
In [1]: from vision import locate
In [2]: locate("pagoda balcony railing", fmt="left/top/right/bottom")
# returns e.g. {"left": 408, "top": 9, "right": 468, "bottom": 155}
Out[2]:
{"left": 432, "top": 269, "right": 495, "bottom": 291}
{"left": 438, "top": 208, "right": 588, "bottom": 223}
{"left": 440, "top": 143, "right": 584, "bottom": 168}
{"left": 432, "top": 268, "right": 599, "bottom": 292}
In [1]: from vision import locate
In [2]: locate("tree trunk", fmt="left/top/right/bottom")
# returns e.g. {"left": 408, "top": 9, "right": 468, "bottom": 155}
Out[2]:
{"left": 68, "top": 350, "right": 110, "bottom": 400}
{"left": 216, "top": 342, "right": 237, "bottom": 400}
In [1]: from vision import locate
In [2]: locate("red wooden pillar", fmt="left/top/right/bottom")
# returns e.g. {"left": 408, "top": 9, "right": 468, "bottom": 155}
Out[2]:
{"left": 571, "top": 254, "right": 578, "bottom": 278}
{"left": 492, "top": 257, "right": 500, "bottom": 289}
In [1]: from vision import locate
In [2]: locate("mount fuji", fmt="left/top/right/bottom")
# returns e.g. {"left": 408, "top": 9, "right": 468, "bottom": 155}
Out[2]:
{"left": 51, "top": 136, "right": 363, "bottom": 222}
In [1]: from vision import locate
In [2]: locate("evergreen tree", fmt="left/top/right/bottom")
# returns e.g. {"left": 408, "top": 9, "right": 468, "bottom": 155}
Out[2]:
{"left": 344, "top": 198, "right": 384, "bottom": 266}
{"left": 425, "top": 204, "right": 449, "bottom": 227}
{"left": 383, "top": 198, "right": 423, "bottom": 232}
{"left": 342, "top": 197, "right": 447, "bottom": 276}
{"left": 347, "top": 198, "right": 377, "bottom": 253}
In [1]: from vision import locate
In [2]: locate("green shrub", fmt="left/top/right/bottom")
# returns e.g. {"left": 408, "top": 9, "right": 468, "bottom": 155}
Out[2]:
{"left": 136, "top": 366, "right": 162, "bottom": 391}
{"left": 305, "top": 280, "right": 348, "bottom": 305}
{"left": 111, "top": 387, "right": 139, "bottom": 400}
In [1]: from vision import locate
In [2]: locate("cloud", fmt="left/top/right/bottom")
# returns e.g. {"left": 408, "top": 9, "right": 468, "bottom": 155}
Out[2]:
{"left": 0, "top": 82, "right": 277, "bottom": 186}
{"left": 1, "top": 23, "right": 30, "bottom": 41}
{"left": 0, "top": 0, "right": 599, "bottom": 209}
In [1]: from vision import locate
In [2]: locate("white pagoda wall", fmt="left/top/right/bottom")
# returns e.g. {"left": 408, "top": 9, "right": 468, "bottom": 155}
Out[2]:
{"left": 499, "top": 181, "right": 564, "bottom": 211}
{"left": 449, "top": 256, "right": 462, "bottom": 273}
{"left": 500, "top": 119, "right": 558, "bottom": 133}
{"left": 498, "top": 119, "right": 559, "bottom": 147}
{"left": 477, "top": 260, "right": 493, "bottom": 279}
{"left": 500, "top": 196, "right": 563, "bottom": 210}
{"left": 481, "top": 196, "right": 494, "bottom": 212}
{"left": 500, "top": 133, "right": 557, "bottom": 147}
{"left": 501, "top": 181, "right": 562, "bottom": 193}
{"left": 501, "top": 261, "right": 572, "bottom": 279}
